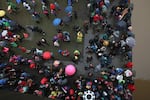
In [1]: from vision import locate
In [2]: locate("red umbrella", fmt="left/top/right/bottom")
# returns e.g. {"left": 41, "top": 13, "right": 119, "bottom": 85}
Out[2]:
{"left": 42, "top": 51, "right": 52, "bottom": 60}
{"left": 128, "top": 84, "right": 135, "bottom": 92}
{"left": 30, "top": 63, "right": 36, "bottom": 69}
{"left": 93, "top": 14, "right": 100, "bottom": 22}
{"left": 69, "top": 89, "right": 75, "bottom": 95}
{"left": 40, "top": 77, "right": 48, "bottom": 85}
{"left": 125, "top": 62, "right": 133, "bottom": 68}
{"left": 50, "top": 3, "right": 56, "bottom": 10}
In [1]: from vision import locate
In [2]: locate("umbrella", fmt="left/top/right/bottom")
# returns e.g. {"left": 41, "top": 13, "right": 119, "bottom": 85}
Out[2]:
{"left": 30, "top": 63, "right": 36, "bottom": 69}
{"left": 62, "top": 16, "right": 70, "bottom": 23}
{"left": 73, "top": 50, "right": 80, "bottom": 56}
{"left": 0, "top": 10, "right": 6, "bottom": 17}
{"left": 42, "top": 51, "right": 52, "bottom": 60}
{"left": 127, "top": 31, "right": 134, "bottom": 37}
{"left": 116, "top": 68, "right": 124, "bottom": 74}
{"left": 53, "top": 18, "right": 61, "bottom": 26}
{"left": 10, "top": 42, "right": 18, "bottom": 47}
{"left": 126, "top": 37, "right": 136, "bottom": 48}
{"left": 22, "top": 86, "right": 29, "bottom": 93}
{"left": 103, "top": 40, "right": 109, "bottom": 46}
{"left": 0, "top": 78, "right": 8, "bottom": 85}
{"left": 102, "top": 5, "right": 107, "bottom": 13}
{"left": 40, "top": 77, "right": 48, "bottom": 85}
{"left": 2, "top": 47, "right": 9, "bottom": 53}
{"left": 0, "top": 41, "right": 7, "bottom": 47}
{"left": 69, "top": 89, "right": 75, "bottom": 95}
{"left": 113, "top": 30, "right": 120, "bottom": 38}
{"left": 117, "top": 84, "right": 123, "bottom": 91}
{"left": 65, "top": 6, "right": 73, "bottom": 13}
{"left": 67, "top": 0, "right": 72, "bottom": 6}
{"left": 117, "top": 20, "right": 127, "bottom": 30}
{"left": 1, "top": 30, "right": 8, "bottom": 37}
{"left": 93, "top": 14, "right": 100, "bottom": 22}
{"left": 100, "top": 33, "right": 108, "bottom": 40}
{"left": 16, "top": 0, "right": 21, "bottom": 4}
{"left": 128, "top": 84, "right": 135, "bottom": 92}
{"left": 125, "top": 62, "right": 133, "bottom": 68}
{"left": 65, "top": 64, "right": 76, "bottom": 76}
{"left": 50, "top": 3, "right": 56, "bottom": 10}
{"left": 116, "top": 75, "right": 123, "bottom": 81}
{"left": 83, "top": 90, "right": 95, "bottom": 100}
{"left": 104, "top": 0, "right": 110, "bottom": 7}
{"left": 124, "top": 69, "right": 133, "bottom": 77}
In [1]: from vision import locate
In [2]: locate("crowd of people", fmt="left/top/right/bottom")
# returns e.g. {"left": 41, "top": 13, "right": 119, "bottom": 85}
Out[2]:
{"left": 0, "top": 0, "right": 135, "bottom": 100}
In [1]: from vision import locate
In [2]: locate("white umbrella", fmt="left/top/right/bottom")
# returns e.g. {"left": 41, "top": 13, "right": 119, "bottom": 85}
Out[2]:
{"left": 1, "top": 30, "right": 8, "bottom": 37}
{"left": 83, "top": 90, "right": 95, "bottom": 100}
{"left": 126, "top": 37, "right": 136, "bottom": 48}
{"left": 124, "top": 69, "right": 133, "bottom": 77}
{"left": 116, "top": 75, "right": 123, "bottom": 81}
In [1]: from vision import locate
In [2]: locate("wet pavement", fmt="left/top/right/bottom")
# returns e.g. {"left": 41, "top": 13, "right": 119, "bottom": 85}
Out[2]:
{"left": 0, "top": 0, "right": 138, "bottom": 100}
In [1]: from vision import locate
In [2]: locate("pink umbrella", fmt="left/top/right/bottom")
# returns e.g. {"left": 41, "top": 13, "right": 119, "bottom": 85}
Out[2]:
{"left": 65, "top": 64, "right": 76, "bottom": 76}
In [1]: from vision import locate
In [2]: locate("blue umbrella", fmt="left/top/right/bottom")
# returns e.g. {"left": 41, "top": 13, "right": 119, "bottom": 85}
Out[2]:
{"left": 16, "top": 0, "right": 21, "bottom": 4}
{"left": 53, "top": 18, "right": 61, "bottom": 26}
{"left": 65, "top": 6, "right": 73, "bottom": 13}
{"left": 0, "top": 78, "right": 8, "bottom": 85}
{"left": 67, "top": 0, "right": 72, "bottom": 6}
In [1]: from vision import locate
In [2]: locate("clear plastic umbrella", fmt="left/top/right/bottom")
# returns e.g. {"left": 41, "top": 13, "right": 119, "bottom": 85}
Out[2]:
{"left": 126, "top": 37, "right": 136, "bottom": 48}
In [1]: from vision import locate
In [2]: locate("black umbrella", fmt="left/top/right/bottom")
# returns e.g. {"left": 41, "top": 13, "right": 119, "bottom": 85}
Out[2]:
{"left": 62, "top": 16, "right": 70, "bottom": 24}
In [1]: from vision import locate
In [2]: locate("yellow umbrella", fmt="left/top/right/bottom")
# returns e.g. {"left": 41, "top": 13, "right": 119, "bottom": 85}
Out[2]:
{"left": 0, "top": 10, "right": 6, "bottom": 17}
{"left": 103, "top": 40, "right": 109, "bottom": 46}
{"left": 77, "top": 31, "right": 83, "bottom": 38}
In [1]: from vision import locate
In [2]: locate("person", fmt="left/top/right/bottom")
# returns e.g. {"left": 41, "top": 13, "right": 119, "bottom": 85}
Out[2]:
{"left": 7, "top": 1, "right": 18, "bottom": 13}
{"left": 74, "top": 10, "right": 78, "bottom": 19}
{"left": 86, "top": 54, "right": 93, "bottom": 62}
{"left": 72, "top": 55, "right": 79, "bottom": 64}
{"left": 36, "top": 41, "right": 45, "bottom": 47}
{"left": 88, "top": 72, "right": 93, "bottom": 77}
{"left": 40, "top": 38, "right": 49, "bottom": 45}
{"left": 54, "top": 1, "right": 61, "bottom": 11}
{"left": 53, "top": 40, "right": 60, "bottom": 47}
{"left": 42, "top": 4, "right": 49, "bottom": 18}
{"left": 67, "top": 11, "right": 72, "bottom": 21}
{"left": 32, "top": 26, "right": 46, "bottom": 35}
{"left": 30, "top": 0, "right": 36, "bottom": 9}
{"left": 83, "top": 20, "right": 89, "bottom": 34}
{"left": 32, "top": 12, "right": 41, "bottom": 23}
{"left": 23, "top": 2, "right": 31, "bottom": 12}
